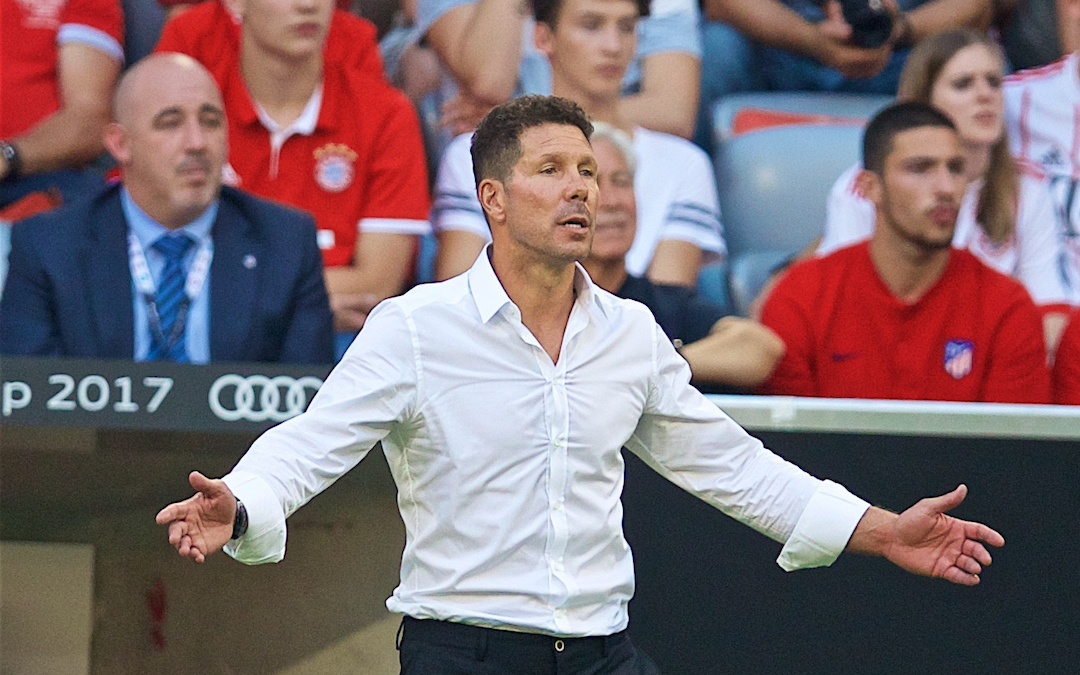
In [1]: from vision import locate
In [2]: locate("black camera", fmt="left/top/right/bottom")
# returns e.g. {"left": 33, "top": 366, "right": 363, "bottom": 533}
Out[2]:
{"left": 838, "top": 0, "right": 894, "bottom": 49}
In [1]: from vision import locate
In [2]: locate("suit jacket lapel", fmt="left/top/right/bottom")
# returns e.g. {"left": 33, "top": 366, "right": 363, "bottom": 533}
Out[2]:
{"left": 86, "top": 189, "right": 135, "bottom": 358}
{"left": 209, "top": 196, "right": 257, "bottom": 361}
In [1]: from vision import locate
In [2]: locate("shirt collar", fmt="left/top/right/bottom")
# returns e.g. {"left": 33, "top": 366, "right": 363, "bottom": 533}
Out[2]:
{"left": 466, "top": 245, "right": 607, "bottom": 324}
{"left": 120, "top": 186, "right": 217, "bottom": 249}
{"left": 252, "top": 84, "right": 324, "bottom": 140}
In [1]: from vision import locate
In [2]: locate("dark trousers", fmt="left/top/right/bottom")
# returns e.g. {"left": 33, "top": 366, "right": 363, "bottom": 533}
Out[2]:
{"left": 397, "top": 616, "right": 661, "bottom": 675}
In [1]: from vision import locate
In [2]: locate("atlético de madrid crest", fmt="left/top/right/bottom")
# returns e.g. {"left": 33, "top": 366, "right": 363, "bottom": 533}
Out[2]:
{"left": 943, "top": 339, "right": 974, "bottom": 380}
{"left": 313, "top": 143, "right": 357, "bottom": 193}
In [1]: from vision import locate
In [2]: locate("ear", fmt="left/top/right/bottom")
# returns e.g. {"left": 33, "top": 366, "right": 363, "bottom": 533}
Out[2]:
{"left": 102, "top": 122, "right": 130, "bottom": 166}
{"left": 478, "top": 178, "right": 507, "bottom": 227}
{"left": 534, "top": 20, "right": 555, "bottom": 59}
{"left": 854, "top": 169, "right": 882, "bottom": 205}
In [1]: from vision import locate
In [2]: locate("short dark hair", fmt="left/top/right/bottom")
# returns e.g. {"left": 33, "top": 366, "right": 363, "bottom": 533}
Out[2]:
{"left": 471, "top": 95, "right": 594, "bottom": 188}
{"left": 863, "top": 102, "right": 957, "bottom": 174}
{"left": 532, "top": 0, "right": 649, "bottom": 28}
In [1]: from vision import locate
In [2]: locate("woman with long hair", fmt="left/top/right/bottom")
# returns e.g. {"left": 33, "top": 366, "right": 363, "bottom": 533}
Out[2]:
{"left": 820, "top": 28, "right": 1077, "bottom": 353}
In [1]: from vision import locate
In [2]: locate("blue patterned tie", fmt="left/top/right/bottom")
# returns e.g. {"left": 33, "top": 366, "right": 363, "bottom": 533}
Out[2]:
{"left": 148, "top": 233, "right": 195, "bottom": 362}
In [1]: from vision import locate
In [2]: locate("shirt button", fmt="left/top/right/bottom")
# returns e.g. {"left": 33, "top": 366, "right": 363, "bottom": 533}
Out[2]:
{"left": 553, "top": 501, "right": 563, "bottom": 511}
{"left": 556, "top": 609, "right": 566, "bottom": 619}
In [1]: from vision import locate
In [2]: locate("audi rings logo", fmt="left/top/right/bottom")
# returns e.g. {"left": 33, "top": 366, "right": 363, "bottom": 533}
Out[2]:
{"left": 208, "top": 374, "right": 324, "bottom": 422}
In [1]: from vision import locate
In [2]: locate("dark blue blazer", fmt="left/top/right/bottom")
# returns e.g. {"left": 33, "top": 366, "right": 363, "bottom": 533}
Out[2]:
{"left": 0, "top": 184, "right": 334, "bottom": 364}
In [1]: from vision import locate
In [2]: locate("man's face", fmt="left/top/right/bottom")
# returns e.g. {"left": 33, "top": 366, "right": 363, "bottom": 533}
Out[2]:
{"left": 590, "top": 137, "right": 636, "bottom": 263}
{"left": 240, "top": 0, "right": 333, "bottom": 60}
{"left": 108, "top": 59, "right": 227, "bottom": 228}
{"left": 866, "top": 126, "right": 966, "bottom": 252}
{"left": 492, "top": 123, "right": 599, "bottom": 267}
{"left": 535, "top": 0, "right": 638, "bottom": 102}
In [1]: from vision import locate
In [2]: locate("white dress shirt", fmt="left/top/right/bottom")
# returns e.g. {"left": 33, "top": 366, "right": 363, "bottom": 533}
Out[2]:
{"left": 222, "top": 249, "right": 870, "bottom": 638}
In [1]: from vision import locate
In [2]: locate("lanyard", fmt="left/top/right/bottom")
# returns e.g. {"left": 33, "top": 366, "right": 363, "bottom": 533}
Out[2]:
{"left": 128, "top": 232, "right": 213, "bottom": 354}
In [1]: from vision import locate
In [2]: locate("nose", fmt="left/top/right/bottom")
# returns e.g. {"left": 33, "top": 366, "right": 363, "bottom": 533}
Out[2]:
{"left": 182, "top": 119, "right": 208, "bottom": 152}
{"left": 599, "top": 25, "right": 622, "bottom": 54}
{"left": 566, "top": 170, "right": 592, "bottom": 203}
{"left": 934, "top": 165, "right": 963, "bottom": 199}
{"left": 974, "top": 75, "right": 998, "bottom": 101}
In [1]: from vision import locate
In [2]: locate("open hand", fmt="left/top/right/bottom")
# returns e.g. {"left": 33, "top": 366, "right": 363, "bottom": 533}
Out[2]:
{"left": 155, "top": 471, "right": 237, "bottom": 564}
{"left": 885, "top": 485, "right": 1006, "bottom": 586}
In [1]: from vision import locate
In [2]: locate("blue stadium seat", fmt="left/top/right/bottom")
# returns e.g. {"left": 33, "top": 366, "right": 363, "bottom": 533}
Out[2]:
{"left": 416, "top": 230, "right": 438, "bottom": 284}
{"left": 711, "top": 91, "right": 892, "bottom": 144}
{"left": 714, "top": 123, "right": 864, "bottom": 315}
{"left": 696, "top": 259, "right": 730, "bottom": 314}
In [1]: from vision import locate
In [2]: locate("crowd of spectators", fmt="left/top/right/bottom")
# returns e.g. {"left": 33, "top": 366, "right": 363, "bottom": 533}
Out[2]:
{"left": 1, "top": 0, "right": 1079, "bottom": 405}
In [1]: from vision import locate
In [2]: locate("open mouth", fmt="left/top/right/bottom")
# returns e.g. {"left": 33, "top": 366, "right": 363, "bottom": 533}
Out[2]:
{"left": 558, "top": 215, "right": 590, "bottom": 230}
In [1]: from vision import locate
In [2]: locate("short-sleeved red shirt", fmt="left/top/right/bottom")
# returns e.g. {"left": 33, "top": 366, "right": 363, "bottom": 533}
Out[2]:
{"left": 155, "top": 2, "right": 428, "bottom": 268}
{"left": 2, "top": 0, "right": 124, "bottom": 137}
{"left": 760, "top": 242, "right": 1051, "bottom": 404}
{"left": 1053, "top": 309, "right": 1080, "bottom": 405}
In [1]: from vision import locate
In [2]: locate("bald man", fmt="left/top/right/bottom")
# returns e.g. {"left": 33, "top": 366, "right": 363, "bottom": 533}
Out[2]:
{"left": 0, "top": 53, "right": 334, "bottom": 364}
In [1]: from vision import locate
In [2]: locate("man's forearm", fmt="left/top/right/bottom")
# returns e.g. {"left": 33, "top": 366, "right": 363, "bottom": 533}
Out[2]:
{"left": 702, "top": 0, "right": 824, "bottom": 59}
{"left": 426, "top": 0, "right": 526, "bottom": 105}
{"left": 905, "top": 0, "right": 993, "bottom": 42}
{"left": 844, "top": 505, "right": 898, "bottom": 556}
{"left": 6, "top": 107, "right": 110, "bottom": 177}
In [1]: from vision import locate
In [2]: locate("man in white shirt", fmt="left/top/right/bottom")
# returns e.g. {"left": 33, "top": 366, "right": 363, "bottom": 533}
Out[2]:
{"left": 431, "top": 0, "right": 724, "bottom": 287}
{"left": 157, "top": 95, "right": 1005, "bottom": 675}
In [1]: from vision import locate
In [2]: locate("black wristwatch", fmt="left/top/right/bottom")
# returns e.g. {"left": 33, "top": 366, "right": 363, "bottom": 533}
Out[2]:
{"left": 0, "top": 140, "right": 22, "bottom": 182}
{"left": 231, "top": 498, "right": 249, "bottom": 540}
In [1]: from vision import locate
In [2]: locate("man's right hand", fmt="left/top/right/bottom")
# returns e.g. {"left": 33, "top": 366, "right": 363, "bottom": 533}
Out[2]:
{"left": 812, "top": 0, "right": 894, "bottom": 79}
{"left": 155, "top": 471, "right": 237, "bottom": 564}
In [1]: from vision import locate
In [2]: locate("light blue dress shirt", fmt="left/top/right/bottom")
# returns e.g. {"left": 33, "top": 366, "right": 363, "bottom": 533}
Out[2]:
{"left": 121, "top": 188, "right": 217, "bottom": 363}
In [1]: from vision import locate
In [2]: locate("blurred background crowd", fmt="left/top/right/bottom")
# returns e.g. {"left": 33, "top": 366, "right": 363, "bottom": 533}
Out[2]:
{"left": 2, "top": 0, "right": 1079, "bottom": 405}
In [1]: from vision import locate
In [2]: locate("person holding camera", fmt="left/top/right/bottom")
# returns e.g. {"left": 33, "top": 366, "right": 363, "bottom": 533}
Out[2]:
{"left": 694, "top": 0, "right": 992, "bottom": 150}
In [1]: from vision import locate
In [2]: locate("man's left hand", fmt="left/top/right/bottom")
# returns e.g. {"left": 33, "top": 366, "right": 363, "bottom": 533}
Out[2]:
{"left": 848, "top": 485, "right": 1006, "bottom": 586}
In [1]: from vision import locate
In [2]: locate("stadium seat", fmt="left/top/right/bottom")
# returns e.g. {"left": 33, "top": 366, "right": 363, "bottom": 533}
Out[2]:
{"left": 696, "top": 259, "right": 730, "bottom": 313}
{"left": 727, "top": 250, "right": 790, "bottom": 319}
{"left": 711, "top": 91, "right": 892, "bottom": 144}
{"left": 416, "top": 231, "right": 438, "bottom": 284}
{"left": 714, "top": 123, "right": 864, "bottom": 315}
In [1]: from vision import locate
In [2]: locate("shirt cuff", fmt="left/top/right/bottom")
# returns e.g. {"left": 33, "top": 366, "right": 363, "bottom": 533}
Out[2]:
{"left": 222, "top": 470, "right": 287, "bottom": 565}
{"left": 776, "top": 479, "right": 869, "bottom": 572}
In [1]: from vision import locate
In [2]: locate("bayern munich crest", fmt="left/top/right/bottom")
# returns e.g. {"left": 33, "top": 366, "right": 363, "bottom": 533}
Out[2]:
{"left": 314, "top": 143, "right": 357, "bottom": 193}
{"left": 943, "top": 339, "right": 974, "bottom": 380}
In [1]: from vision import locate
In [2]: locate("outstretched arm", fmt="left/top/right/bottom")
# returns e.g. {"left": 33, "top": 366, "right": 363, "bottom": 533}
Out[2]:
{"left": 155, "top": 471, "right": 237, "bottom": 564}
{"left": 846, "top": 485, "right": 1005, "bottom": 586}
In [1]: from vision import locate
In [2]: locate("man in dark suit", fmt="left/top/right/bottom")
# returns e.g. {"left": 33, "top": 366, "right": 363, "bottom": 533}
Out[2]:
{"left": 0, "top": 53, "right": 334, "bottom": 364}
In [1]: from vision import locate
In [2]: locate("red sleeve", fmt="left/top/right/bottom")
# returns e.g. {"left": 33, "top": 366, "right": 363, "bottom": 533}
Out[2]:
{"left": 982, "top": 286, "right": 1052, "bottom": 404}
{"left": 359, "top": 83, "right": 432, "bottom": 222}
{"left": 757, "top": 266, "right": 818, "bottom": 397}
{"left": 1053, "top": 310, "right": 1080, "bottom": 405}
{"left": 154, "top": 16, "right": 190, "bottom": 55}
{"left": 153, "top": 1, "right": 236, "bottom": 60}
{"left": 62, "top": 0, "right": 125, "bottom": 47}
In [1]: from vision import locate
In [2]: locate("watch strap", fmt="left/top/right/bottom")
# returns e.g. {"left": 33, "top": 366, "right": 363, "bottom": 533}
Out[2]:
{"left": 0, "top": 140, "right": 22, "bottom": 182}
{"left": 231, "top": 497, "right": 248, "bottom": 540}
